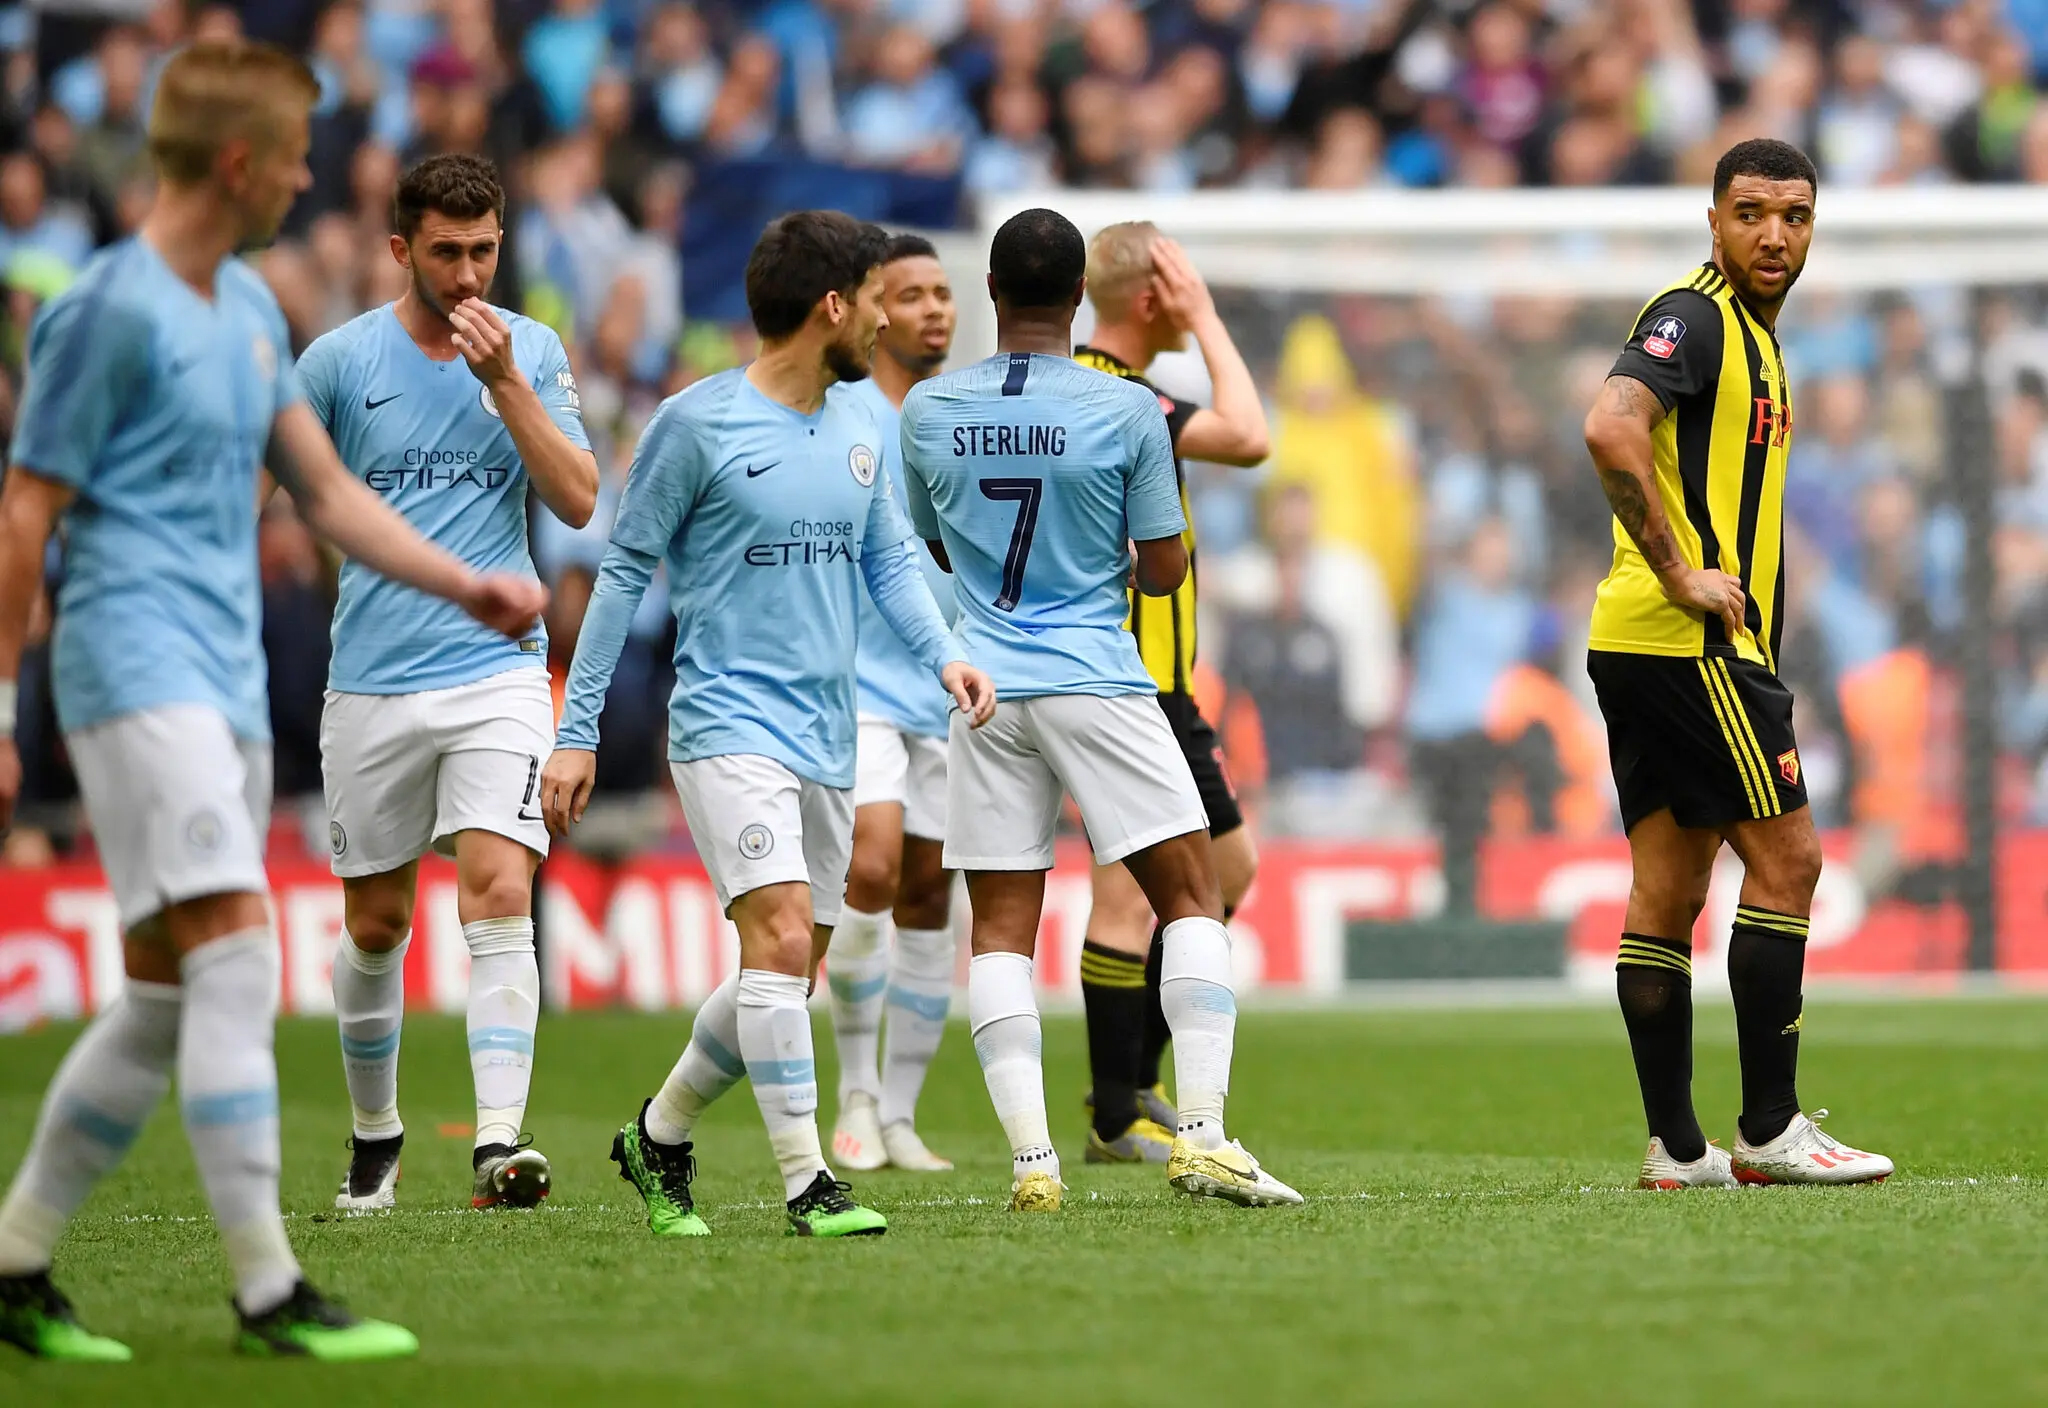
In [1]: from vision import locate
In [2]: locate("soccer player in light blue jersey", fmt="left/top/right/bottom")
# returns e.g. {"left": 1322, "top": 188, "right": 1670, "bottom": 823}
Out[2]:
{"left": 298, "top": 155, "right": 598, "bottom": 1217}
{"left": 900, "top": 209, "right": 1300, "bottom": 1214}
{"left": 824, "top": 234, "right": 964, "bottom": 1177}
{"left": 0, "top": 44, "right": 544, "bottom": 1363}
{"left": 541, "top": 212, "right": 994, "bottom": 1239}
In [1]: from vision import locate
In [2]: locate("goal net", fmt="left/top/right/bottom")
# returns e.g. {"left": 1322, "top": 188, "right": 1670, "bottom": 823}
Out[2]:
{"left": 943, "top": 187, "right": 2048, "bottom": 988}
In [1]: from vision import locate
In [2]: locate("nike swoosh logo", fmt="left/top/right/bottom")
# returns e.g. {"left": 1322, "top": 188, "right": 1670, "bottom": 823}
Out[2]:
{"left": 516, "top": 808, "right": 543, "bottom": 823}
{"left": 365, "top": 393, "right": 403, "bottom": 410}
{"left": 745, "top": 462, "right": 779, "bottom": 478}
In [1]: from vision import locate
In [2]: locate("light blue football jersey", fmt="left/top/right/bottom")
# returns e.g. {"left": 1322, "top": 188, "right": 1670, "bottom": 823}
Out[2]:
{"left": 845, "top": 377, "right": 954, "bottom": 738}
{"left": 9, "top": 239, "right": 301, "bottom": 739}
{"left": 901, "top": 351, "right": 1184, "bottom": 699}
{"left": 556, "top": 368, "right": 962, "bottom": 789}
{"left": 298, "top": 303, "right": 587, "bottom": 694}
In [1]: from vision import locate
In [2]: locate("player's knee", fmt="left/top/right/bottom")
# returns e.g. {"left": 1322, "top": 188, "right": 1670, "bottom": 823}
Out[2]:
{"left": 1751, "top": 824, "right": 1823, "bottom": 909}
{"left": 845, "top": 845, "right": 901, "bottom": 913}
{"left": 344, "top": 893, "right": 414, "bottom": 951}
{"left": 893, "top": 871, "right": 950, "bottom": 931}
{"left": 1630, "top": 876, "right": 1708, "bottom": 937}
{"left": 460, "top": 870, "right": 533, "bottom": 925}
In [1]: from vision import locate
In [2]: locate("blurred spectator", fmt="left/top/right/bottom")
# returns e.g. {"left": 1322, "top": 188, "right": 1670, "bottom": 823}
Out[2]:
{"left": 1816, "top": 32, "right": 1902, "bottom": 185}
{"left": 1945, "top": 27, "right": 2039, "bottom": 180}
{"left": 964, "top": 78, "right": 1056, "bottom": 194}
{"left": 523, "top": 0, "right": 611, "bottom": 135}
{"left": 1213, "top": 482, "right": 1400, "bottom": 738}
{"left": 1406, "top": 517, "right": 1539, "bottom": 911}
{"left": 0, "top": 151, "right": 92, "bottom": 271}
{"left": 1264, "top": 313, "right": 1420, "bottom": 618}
{"left": 843, "top": 25, "right": 973, "bottom": 173}
{"left": 1788, "top": 375, "right": 1892, "bottom": 581}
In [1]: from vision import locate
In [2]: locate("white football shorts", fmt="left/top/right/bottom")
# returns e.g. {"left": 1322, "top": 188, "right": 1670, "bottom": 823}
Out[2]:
{"left": 321, "top": 667, "right": 554, "bottom": 878}
{"left": 944, "top": 692, "right": 1206, "bottom": 871}
{"left": 66, "top": 703, "right": 273, "bottom": 929}
{"left": 853, "top": 714, "right": 948, "bottom": 842}
{"left": 670, "top": 753, "right": 855, "bottom": 926}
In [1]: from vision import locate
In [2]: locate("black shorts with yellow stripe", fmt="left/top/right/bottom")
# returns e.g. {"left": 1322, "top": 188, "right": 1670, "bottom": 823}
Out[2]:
{"left": 1586, "top": 649, "right": 1807, "bottom": 834}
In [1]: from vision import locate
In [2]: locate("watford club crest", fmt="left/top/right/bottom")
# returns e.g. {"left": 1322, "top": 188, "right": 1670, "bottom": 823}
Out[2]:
{"left": 1778, "top": 749, "right": 1801, "bottom": 786}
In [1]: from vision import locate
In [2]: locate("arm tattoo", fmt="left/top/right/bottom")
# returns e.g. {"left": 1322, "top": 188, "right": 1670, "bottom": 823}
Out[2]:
{"left": 1600, "top": 375, "right": 1663, "bottom": 425}
{"left": 1597, "top": 465, "right": 1677, "bottom": 570}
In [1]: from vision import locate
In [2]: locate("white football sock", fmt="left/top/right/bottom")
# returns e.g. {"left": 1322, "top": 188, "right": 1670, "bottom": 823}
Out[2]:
{"left": 879, "top": 925, "right": 954, "bottom": 1129}
{"left": 0, "top": 981, "right": 180, "bottom": 1275}
{"left": 824, "top": 907, "right": 889, "bottom": 1107}
{"left": 1160, "top": 916, "right": 1235, "bottom": 1151}
{"left": 331, "top": 929, "right": 406, "bottom": 1141}
{"left": 464, "top": 917, "right": 539, "bottom": 1151}
{"left": 736, "top": 968, "right": 828, "bottom": 1201}
{"left": 179, "top": 929, "right": 300, "bottom": 1316}
{"left": 968, "top": 950, "right": 1056, "bottom": 1183}
{"left": 646, "top": 974, "right": 743, "bottom": 1145}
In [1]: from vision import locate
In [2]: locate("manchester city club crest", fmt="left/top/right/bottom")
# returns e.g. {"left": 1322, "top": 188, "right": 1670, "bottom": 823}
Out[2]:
{"left": 849, "top": 444, "right": 877, "bottom": 486}
{"left": 738, "top": 823, "right": 774, "bottom": 860}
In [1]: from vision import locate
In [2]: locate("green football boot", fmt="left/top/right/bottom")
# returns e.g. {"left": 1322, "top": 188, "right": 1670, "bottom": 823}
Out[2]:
{"left": 0, "top": 1272, "right": 131, "bottom": 1362}
{"left": 610, "top": 1100, "right": 710, "bottom": 1237}
{"left": 784, "top": 1172, "right": 887, "bottom": 1238}
{"left": 234, "top": 1281, "right": 418, "bottom": 1361}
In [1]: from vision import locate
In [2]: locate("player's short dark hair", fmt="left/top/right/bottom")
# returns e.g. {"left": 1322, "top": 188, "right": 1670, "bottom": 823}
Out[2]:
{"left": 883, "top": 232, "right": 938, "bottom": 264}
{"left": 745, "top": 210, "right": 890, "bottom": 339}
{"left": 989, "top": 208, "right": 1085, "bottom": 309}
{"left": 393, "top": 153, "right": 505, "bottom": 238}
{"left": 1712, "top": 138, "right": 1817, "bottom": 201}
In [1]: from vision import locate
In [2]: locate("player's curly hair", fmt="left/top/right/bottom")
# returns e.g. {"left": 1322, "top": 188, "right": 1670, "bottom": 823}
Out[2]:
{"left": 746, "top": 211, "right": 891, "bottom": 339}
{"left": 1712, "top": 139, "right": 1817, "bottom": 200}
{"left": 393, "top": 154, "right": 506, "bottom": 239}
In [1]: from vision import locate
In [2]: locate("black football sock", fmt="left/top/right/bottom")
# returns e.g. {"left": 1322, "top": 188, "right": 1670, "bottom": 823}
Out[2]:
{"left": 1137, "top": 922, "right": 1169, "bottom": 1092}
{"left": 1080, "top": 941, "right": 1145, "bottom": 1139}
{"left": 1728, "top": 906, "right": 1810, "bottom": 1147}
{"left": 1616, "top": 933, "right": 1706, "bottom": 1163}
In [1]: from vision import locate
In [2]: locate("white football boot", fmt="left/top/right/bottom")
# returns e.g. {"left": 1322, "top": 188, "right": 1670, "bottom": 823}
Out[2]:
{"left": 334, "top": 1134, "right": 402, "bottom": 1212}
{"left": 831, "top": 1091, "right": 889, "bottom": 1172}
{"left": 880, "top": 1120, "right": 954, "bottom": 1172}
{"left": 1732, "top": 1110, "right": 1893, "bottom": 1185}
{"left": 1167, "top": 1137, "right": 1305, "bottom": 1207}
{"left": 1637, "top": 1138, "right": 1738, "bottom": 1189}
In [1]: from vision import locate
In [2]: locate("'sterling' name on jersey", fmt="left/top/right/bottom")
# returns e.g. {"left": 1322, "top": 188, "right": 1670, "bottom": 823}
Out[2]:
{"left": 951, "top": 424, "right": 1068, "bottom": 457}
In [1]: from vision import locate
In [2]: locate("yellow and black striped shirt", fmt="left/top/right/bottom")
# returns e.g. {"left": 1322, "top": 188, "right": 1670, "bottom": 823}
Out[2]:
{"left": 1073, "top": 345, "right": 1198, "bottom": 693}
{"left": 1589, "top": 262, "right": 1794, "bottom": 672}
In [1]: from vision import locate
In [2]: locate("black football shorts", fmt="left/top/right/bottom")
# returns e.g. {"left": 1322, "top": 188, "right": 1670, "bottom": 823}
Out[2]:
{"left": 1156, "top": 690, "right": 1245, "bottom": 839}
{"left": 1586, "top": 650, "right": 1808, "bottom": 834}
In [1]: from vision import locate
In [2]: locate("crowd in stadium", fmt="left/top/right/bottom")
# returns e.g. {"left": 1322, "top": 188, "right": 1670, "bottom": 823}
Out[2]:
{"left": 2, "top": 0, "right": 2048, "bottom": 864}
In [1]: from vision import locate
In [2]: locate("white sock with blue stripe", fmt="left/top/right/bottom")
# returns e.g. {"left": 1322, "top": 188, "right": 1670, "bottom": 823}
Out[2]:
{"left": 879, "top": 925, "right": 954, "bottom": 1129}
{"left": 332, "top": 929, "right": 407, "bottom": 1141}
{"left": 1160, "top": 917, "right": 1235, "bottom": 1152}
{"left": 0, "top": 981, "right": 180, "bottom": 1275}
{"left": 736, "top": 968, "right": 828, "bottom": 1201}
{"left": 464, "top": 918, "right": 539, "bottom": 1152}
{"left": 180, "top": 928, "right": 300, "bottom": 1316}
{"left": 646, "top": 974, "right": 744, "bottom": 1144}
{"left": 968, "top": 950, "right": 1057, "bottom": 1183}
{"left": 825, "top": 907, "right": 889, "bottom": 1106}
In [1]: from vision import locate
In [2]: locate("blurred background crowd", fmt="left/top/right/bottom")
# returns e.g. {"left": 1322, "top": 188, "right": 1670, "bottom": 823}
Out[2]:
{"left": 3, "top": 0, "right": 2048, "bottom": 880}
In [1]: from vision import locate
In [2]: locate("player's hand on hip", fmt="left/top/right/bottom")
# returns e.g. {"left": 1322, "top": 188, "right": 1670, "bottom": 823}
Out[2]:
{"left": 1662, "top": 566, "right": 1749, "bottom": 643}
{"left": 943, "top": 662, "right": 997, "bottom": 728}
{"left": 459, "top": 571, "right": 548, "bottom": 639}
{"left": 0, "top": 737, "right": 20, "bottom": 835}
{"left": 1149, "top": 238, "right": 1217, "bottom": 332}
{"left": 541, "top": 749, "right": 597, "bottom": 836}
{"left": 449, "top": 298, "right": 520, "bottom": 387}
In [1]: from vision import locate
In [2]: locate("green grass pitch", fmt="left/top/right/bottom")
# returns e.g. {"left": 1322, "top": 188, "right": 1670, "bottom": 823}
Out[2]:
{"left": 4, "top": 997, "right": 2047, "bottom": 1405}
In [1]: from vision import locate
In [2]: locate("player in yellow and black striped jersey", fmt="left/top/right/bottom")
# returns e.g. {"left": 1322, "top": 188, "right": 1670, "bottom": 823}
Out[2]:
{"left": 1071, "top": 222, "right": 1271, "bottom": 1163}
{"left": 1583, "top": 138, "right": 1891, "bottom": 1191}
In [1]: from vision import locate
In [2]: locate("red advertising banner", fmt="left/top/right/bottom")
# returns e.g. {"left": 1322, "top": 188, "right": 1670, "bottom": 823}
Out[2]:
{"left": 4, "top": 834, "right": 2046, "bottom": 1027}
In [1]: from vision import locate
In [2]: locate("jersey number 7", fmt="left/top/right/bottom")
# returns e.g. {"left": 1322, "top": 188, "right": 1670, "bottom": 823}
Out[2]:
{"left": 979, "top": 477, "right": 1043, "bottom": 613}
